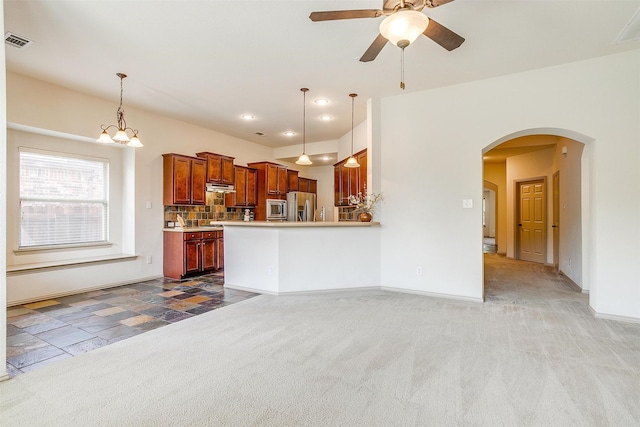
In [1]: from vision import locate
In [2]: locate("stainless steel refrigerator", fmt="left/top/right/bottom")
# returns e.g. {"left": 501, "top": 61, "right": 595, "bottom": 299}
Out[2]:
{"left": 287, "top": 192, "right": 317, "bottom": 222}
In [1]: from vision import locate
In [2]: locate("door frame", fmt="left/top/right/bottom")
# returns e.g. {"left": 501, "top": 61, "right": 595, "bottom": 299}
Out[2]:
{"left": 553, "top": 171, "right": 560, "bottom": 269}
{"left": 514, "top": 176, "right": 547, "bottom": 263}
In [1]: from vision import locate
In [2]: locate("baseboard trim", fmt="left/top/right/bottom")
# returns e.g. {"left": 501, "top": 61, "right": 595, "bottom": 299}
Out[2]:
{"left": 381, "top": 286, "right": 484, "bottom": 303}
{"left": 7, "top": 275, "right": 163, "bottom": 307}
{"left": 224, "top": 284, "right": 381, "bottom": 296}
{"left": 223, "top": 284, "right": 277, "bottom": 295}
{"left": 0, "top": 372, "right": 9, "bottom": 382}
{"left": 558, "top": 269, "right": 587, "bottom": 293}
{"left": 224, "top": 283, "right": 483, "bottom": 303}
{"left": 590, "top": 306, "right": 640, "bottom": 324}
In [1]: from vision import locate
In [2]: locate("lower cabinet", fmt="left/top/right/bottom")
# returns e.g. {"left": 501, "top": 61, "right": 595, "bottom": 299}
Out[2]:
{"left": 163, "top": 230, "right": 224, "bottom": 279}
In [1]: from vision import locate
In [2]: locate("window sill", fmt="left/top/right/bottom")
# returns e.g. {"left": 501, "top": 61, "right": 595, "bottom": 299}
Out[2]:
{"left": 7, "top": 254, "right": 138, "bottom": 275}
{"left": 14, "top": 242, "right": 113, "bottom": 254}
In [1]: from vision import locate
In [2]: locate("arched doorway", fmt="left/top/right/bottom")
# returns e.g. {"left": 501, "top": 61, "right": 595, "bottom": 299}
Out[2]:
{"left": 482, "top": 128, "right": 592, "bottom": 298}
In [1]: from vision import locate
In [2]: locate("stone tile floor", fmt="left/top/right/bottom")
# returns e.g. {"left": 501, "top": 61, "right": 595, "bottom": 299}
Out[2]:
{"left": 6, "top": 272, "right": 258, "bottom": 378}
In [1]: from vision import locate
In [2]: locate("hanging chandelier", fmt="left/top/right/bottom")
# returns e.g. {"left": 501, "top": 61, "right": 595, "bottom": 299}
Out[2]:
{"left": 295, "top": 87, "right": 312, "bottom": 165}
{"left": 344, "top": 93, "right": 360, "bottom": 168}
{"left": 97, "top": 73, "right": 143, "bottom": 147}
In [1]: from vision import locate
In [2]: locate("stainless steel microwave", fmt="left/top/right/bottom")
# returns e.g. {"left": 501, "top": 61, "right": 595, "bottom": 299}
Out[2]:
{"left": 266, "top": 199, "right": 287, "bottom": 221}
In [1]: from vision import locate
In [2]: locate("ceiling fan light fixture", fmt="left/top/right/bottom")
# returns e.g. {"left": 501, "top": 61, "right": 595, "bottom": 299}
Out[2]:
{"left": 379, "top": 10, "right": 429, "bottom": 47}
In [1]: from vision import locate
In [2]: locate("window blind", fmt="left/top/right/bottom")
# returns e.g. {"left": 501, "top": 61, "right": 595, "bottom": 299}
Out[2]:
{"left": 19, "top": 149, "right": 110, "bottom": 248}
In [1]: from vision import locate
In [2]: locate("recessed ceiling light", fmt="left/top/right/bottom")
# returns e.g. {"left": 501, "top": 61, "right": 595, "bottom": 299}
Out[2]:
{"left": 320, "top": 115, "right": 333, "bottom": 121}
{"left": 241, "top": 114, "right": 255, "bottom": 120}
{"left": 314, "top": 99, "right": 329, "bottom": 105}
{"left": 283, "top": 131, "right": 296, "bottom": 137}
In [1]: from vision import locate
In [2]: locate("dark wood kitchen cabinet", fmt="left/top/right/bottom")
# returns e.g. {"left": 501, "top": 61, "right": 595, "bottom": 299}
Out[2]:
{"left": 163, "top": 230, "right": 223, "bottom": 279}
{"left": 247, "top": 161, "right": 288, "bottom": 221}
{"left": 334, "top": 149, "right": 367, "bottom": 206}
{"left": 298, "top": 177, "right": 317, "bottom": 194}
{"left": 247, "top": 162, "right": 287, "bottom": 196}
{"left": 225, "top": 165, "right": 257, "bottom": 207}
{"left": 287, "top": 169, "right": 299, "bottom": 192}
{"left": 196, "top": 152, "right": 235, "bottom": 185}
{"left": 163, "top": 153, "right": 206, "bottom": 205}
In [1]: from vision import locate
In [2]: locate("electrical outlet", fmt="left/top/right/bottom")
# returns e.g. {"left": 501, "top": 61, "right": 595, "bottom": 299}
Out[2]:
{"left": 462, "top": 199, "right": 473, "bottom": 209}
{"left": 569, "top": 258, "right": 572, "bottom": 266}
{"left": 416, "top": 267, "right": 423, "bottom": 276}
{"left": 146, "top": 256, "right": 152, "bottom": 264}
{"left": 268, "top": 266, "right": 273, "bottom": 275}
{"left": 145, "top": 201, "right": 152, "bottom": 209}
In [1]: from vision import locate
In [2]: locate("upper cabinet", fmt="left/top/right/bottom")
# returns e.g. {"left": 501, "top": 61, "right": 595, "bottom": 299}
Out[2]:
{"left": 196, "top": 152, "right": 235, "bottom": 185}
{"left": 163, "top": 153, "right": 206, "bottom": 205}
{"left": 225, "top": 165, "right": 258, "bottom": 207}
{"left": 334, "top": 149, "right": 367, "bottom": 206}
{"left": 298, "top": 177, "right": 317, "bottom": 194}
{"left": 249, "top": 162, "right": 288, "bottom": 198}
{"left": 287, "top": 169, "right": 299, "bottom": 192}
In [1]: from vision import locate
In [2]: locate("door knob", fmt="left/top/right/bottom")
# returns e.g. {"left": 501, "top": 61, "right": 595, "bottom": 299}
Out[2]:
{"left": 518, "top": 224, "right": 522, "bottom": 226}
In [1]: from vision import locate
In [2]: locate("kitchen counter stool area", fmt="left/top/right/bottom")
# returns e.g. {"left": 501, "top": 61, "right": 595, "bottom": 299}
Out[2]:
{"left": 5, "top": 271, "right": 259, "bottom": 378}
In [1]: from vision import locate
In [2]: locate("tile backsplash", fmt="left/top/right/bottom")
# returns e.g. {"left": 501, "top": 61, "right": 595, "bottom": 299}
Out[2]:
{"left": 164, "top": 193, "right": 251, "bottom": 228}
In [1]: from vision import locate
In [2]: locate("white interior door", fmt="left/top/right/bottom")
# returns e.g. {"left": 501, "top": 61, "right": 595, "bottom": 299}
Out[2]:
{"left": 517, "top": 179, "right": 546, "bottom": 263}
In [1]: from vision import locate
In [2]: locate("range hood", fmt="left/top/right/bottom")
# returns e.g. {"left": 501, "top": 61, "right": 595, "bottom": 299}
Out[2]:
{"left": 206, "top": 183, "right": 235, "bottom": 193}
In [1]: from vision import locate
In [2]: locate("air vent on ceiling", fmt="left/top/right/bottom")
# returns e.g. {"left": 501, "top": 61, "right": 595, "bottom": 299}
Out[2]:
{"left": 5, "top": 32, "right": 34, "bottom": 49}
{"left": 614, "top": 8, "right": 640, "bottom": 44}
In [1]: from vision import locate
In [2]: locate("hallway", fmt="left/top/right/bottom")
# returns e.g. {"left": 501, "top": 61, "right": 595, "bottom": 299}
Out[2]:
{"left": 484, "top": 252, "right": 587, "bottom": 310}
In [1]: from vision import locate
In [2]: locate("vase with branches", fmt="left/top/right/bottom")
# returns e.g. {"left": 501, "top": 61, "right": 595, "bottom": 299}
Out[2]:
{"left": 348, "top": 188, "right": 383, "bottom": 222}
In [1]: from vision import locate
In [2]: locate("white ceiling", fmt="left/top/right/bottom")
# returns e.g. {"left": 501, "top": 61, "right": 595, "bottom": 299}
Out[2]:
{"left": 5, "top": 0, "right": 640, "bottom": 151}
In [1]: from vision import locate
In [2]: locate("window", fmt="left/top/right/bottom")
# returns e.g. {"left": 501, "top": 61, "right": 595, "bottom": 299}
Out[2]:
{"left": 19, "top": 148, "right": 110, "bottom": 248}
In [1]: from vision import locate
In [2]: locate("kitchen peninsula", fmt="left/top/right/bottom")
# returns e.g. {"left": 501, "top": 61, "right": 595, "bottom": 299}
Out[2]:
{"left": 218, "top": 221, "right": 380, "bottom": 294}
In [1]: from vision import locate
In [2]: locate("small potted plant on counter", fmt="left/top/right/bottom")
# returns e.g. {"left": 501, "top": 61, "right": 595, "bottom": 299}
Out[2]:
{"left": 348, "top": 190, "right": 383, "bottom": 222}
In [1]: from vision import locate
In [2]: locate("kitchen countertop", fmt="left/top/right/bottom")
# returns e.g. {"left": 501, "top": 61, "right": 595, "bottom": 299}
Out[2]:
{"left": 215, "top": 221, "right": 380, "bottom": 228}
{"left": 163, "top": 226, "right": 224, "bottom": 232}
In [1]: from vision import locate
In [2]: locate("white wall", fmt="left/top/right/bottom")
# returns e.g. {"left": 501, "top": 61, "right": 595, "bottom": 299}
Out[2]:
{"left": 378, "top": 50, "right": 640, "bottom": 318}
{"left": 0, "top": 0, "right": 8, "bottom": 381}
{"left": 553, "top": 138, "right": 585, "bottom": 288}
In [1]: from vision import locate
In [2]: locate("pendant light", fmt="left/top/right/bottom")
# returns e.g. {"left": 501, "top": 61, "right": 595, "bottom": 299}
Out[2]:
{"left": 295, "top": 88, "right": 312, "bottom": 165}
{"left": 344, "top": 93, "right": 360, "bottom": 168}
{"left": 97, "top": 73, "right": 143, "bottom": 147}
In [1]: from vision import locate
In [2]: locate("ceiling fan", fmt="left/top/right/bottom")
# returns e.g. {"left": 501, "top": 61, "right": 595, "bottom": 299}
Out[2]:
{"left": 309, "top": 0, "right": 465, "bottom": 62}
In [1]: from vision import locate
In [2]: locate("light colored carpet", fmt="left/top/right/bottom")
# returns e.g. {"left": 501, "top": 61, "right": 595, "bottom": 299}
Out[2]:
{"left": 2, "top": 255, "right": 640, "bottom": 426}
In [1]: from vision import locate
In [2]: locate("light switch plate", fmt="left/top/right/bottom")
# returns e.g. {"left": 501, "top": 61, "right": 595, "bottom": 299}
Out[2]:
{"left": 462, "top": 199, "right": 473, "bottom": 208}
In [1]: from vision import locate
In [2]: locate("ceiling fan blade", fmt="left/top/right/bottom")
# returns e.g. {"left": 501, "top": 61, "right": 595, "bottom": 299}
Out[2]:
{"left": 360, "top": 33, "right": 388, "bottom": 62}
{"left": 424, "top": 0, "right": 455, "bottom": 8}
{"left": 309, "top": 9, "right": 383, "bottom": 22}
{"left": 423, "top": 18, "right": 465, "bottom": 51}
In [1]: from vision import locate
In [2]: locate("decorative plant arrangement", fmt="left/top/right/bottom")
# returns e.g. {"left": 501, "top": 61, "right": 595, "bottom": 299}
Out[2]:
{"left": 348, "top": 190, "right": 383, "bottom": 222}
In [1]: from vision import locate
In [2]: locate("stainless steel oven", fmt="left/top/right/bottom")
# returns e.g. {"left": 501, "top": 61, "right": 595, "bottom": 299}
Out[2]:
{"left": 266, "top": 199, "right": 287, "bottom": 221}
